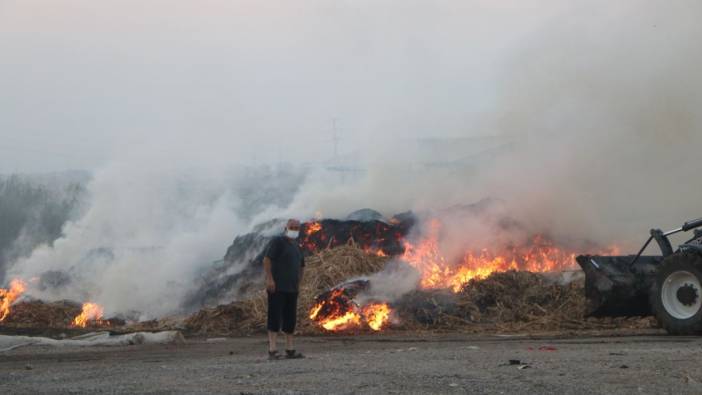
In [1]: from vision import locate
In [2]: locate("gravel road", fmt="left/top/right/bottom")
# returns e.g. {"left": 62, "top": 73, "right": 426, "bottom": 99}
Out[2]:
{"left": 2, "top": 331, "right": 702, "bottom": 394}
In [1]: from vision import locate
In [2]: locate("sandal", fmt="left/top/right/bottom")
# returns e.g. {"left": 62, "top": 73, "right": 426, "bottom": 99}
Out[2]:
{"left": 268, "top": 351, "right": 281, "bottom": 360}
{"left": 285, "top": 349, "right": 305, "bottom": 359}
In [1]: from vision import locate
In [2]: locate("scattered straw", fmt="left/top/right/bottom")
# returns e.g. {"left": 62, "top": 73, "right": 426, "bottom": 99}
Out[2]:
{"left": 184, "top": 244, "right": 388, "bottom": 335}
{"left": 395, "top": 271, "right": 656, "bottom": 332}
{"left": 1, "top": 244, "right": 656, "bottom": 336}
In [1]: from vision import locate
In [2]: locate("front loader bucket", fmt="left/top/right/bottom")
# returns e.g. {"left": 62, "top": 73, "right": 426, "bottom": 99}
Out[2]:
{"left": 576, "top": 255, "right": 661, "bottom": 317}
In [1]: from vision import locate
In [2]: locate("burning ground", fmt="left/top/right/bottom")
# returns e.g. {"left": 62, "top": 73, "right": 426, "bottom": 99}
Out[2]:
{"left": 185, "top": 244, "right": 654, "bottom": 336}
{"left": 1, "top": 278, "right": 115, "bottom": 335}
{"left": 0, "top": 205, "right": 654, "bottom": 337}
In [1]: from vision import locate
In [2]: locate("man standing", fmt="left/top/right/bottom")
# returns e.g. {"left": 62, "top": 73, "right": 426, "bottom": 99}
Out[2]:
{"left": 263, "top": 219, "right": 305, "bottom": 360}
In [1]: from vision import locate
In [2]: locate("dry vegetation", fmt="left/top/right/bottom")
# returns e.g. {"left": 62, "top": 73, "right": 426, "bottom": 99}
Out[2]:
{"left": 185, "top": 244, "right": 387, "bottom": 335}
{"left": 184, "top": 245, "right": 656, "bottom": 336}
{"left": 2, "top": 300, "right": 81, "bottom": 328}
{"left": 394, "top": 271, "right": 656, "bottom": 333}
{"left": 1, "top": 245, "right": 656, "bottom": 336}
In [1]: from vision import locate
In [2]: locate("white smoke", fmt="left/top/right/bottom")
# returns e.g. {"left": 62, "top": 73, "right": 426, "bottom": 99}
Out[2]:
{"left": 6, "top": 0, "right": 702, "bottom": 317}
{"left": 358, "top": 262, "right": 422, "bottom": 305}
{"left": 9, "top": 159, "right": 245, "bottom": 318}
{"left": 275, "top": 0, "right": 702, "bottom": 253}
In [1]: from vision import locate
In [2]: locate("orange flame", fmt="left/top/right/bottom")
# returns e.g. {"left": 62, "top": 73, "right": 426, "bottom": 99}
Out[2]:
{"left": 401, "top": 220, "right": 588, "bottom": 292}
{"left": 362, "top": 247, "right": 387, "bottom": 257}
{"left": 306, "top": 222, "right": 323, "bottom": 236}
{"left": 0, "top": 279, "right": 26, "bottom": 321}
{"left": 300, "top": 222, "right": 326, "bottom": 252}
{"left": 72, "top": 302, "right": 108, "bottom": 328}
{"left": 308, "top": 289, "right": 360, "bottom": 331}
{"left": 309, "top": 300, "right": 362, "bottom": 332}
{"left": 320, "top": 310, "right": 362, "bottom": 331}
{"left": 362, "top": 303, "right": 391, "bottom": 331}
{"left": 309, "top": 302, "right": 323, "bottom": 320}
{"left": 309, "top": 289, "right": 394, "bottom": 332}
{"left": 309, "top": 218, "right": 617, "bottom": 332}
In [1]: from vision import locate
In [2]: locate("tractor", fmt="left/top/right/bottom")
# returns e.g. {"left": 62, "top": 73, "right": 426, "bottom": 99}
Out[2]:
{"left": 577, "top": 218, "right": 702, "bottom": 334}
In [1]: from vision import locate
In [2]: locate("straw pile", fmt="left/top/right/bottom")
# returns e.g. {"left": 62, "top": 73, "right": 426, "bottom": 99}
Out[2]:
{"left": 1, "top": 300, "right": 82, "bottom": 328}
{"left": 0, "top": 246, "right": 654, "bottom": 335}
{"left": 184, "top": 243, "right": 389, "bottom": 335}
{"left": 185, "top": 244, "right": 656, "bottom": 336}
{"left": 184, "top": 245, "right": 657, "bottom": 335}
{"left": 396, "top": 271, "right": 656, "bottom": 332}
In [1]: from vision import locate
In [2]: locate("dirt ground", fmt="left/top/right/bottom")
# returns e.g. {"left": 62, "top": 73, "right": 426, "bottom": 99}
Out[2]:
{"left": 2, "top": 330, "right": 702, "bottom": 394}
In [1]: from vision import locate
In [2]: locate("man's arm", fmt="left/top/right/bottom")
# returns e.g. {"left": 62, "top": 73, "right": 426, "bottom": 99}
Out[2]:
{"left": 298, "top": 254, "right": 305, "bottom": 288}
{"left": 263, "top": 256, "right": 275, "bottom": 292}
{"left": 263, "top": 238, "right": 280, "bottom": 293}
{"left": 298, "top": 265, "right": 304, "bottom": 288}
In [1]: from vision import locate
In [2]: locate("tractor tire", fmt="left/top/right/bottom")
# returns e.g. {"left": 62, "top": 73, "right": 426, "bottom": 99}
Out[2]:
{"left": 651, "top": 252, "right": 702, "bottom": 335}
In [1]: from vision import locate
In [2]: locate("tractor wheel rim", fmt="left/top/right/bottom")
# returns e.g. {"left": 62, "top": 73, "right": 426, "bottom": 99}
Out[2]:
{"left": 662, "top": 270, "right": 702, "bottom": 320}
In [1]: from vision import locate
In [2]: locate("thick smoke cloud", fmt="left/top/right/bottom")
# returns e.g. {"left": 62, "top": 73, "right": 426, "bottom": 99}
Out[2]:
{"left": 277, "top": 0, "right": 702, "bottom": 251}
{"left": 8, "top": 155, "right": 306, "bottom": 318}
{"left": 480, "top": 1, "right": 702, "bottom": 248}
{"left": 4, "top": 1, "right": 702, "bottom": 316}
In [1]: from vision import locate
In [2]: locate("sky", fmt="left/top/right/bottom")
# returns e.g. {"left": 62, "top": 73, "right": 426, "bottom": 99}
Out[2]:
{"left": 0, "top": 0, "right": 568, "bottom": 172}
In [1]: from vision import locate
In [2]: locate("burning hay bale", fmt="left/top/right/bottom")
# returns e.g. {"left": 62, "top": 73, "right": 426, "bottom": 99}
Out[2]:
{"left": 307, "top": 279, "right": 395, "bottom": 332}
{"left": 308, "top": 279, "right": 370, "bottom": 331}
{"left": 184, "top": 244, "right": 389, "bottom": 335}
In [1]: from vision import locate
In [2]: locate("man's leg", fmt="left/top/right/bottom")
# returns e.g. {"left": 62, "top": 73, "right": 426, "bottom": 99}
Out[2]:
{"left": 284, "top": 331, "right": 294, "bottom": 351}
{"left": 282, "top": 292, "right": 303, "bottom": 358}
{"left": 268, "top": 331, "right": 278, "bottom": 352}
{"left": 267, "top": 291, "right": 283, "bottom": 356}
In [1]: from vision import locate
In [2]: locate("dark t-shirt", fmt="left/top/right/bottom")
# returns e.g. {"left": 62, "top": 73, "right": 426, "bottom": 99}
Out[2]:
{"left": 264, "top": 236, "right": 305, "bottom": 293}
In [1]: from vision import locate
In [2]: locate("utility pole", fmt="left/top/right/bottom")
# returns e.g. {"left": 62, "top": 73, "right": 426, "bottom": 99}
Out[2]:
{"left": 331, "top": 117, "right": 340, "bottom": 160}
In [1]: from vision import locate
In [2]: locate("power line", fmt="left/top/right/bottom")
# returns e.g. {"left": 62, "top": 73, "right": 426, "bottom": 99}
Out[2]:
{"left": 331, "top": 117, "right": 340, "bottom": 159}
{"left": 0, "top": 142, "right": 105, "bottom": 164}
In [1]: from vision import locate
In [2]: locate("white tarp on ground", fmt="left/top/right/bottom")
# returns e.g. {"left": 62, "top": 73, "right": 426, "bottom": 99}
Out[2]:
{"left": 0, "top": 331, "right": 185, "bottom": 352}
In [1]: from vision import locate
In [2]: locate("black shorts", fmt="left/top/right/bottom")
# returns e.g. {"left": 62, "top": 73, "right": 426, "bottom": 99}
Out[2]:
{"left": 267, "top": 291, "right": 298, "bottom": 334}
